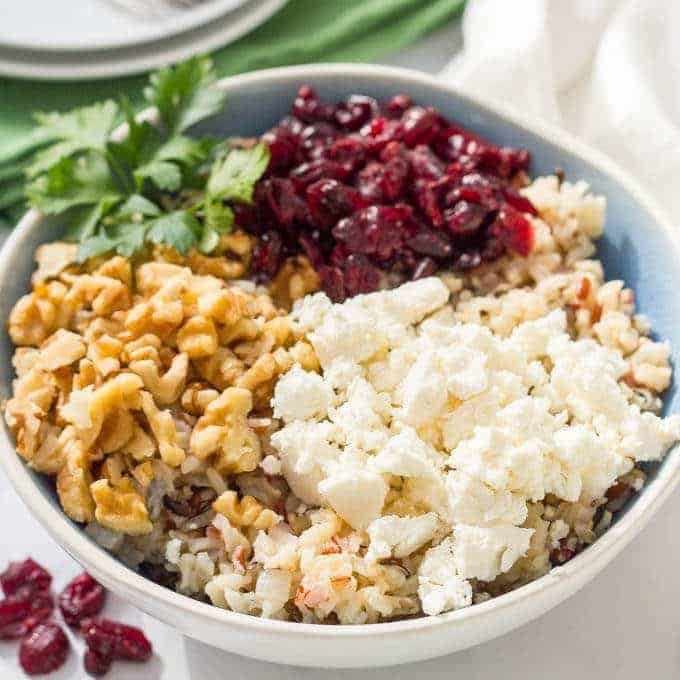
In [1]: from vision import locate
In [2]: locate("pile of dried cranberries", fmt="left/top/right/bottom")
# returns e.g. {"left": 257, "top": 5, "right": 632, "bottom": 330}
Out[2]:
{"left": 0, "top": 558, "right": 152, "bottom": 676}
{"left": 238, "top": 86, "right": 537, "bottom": 301}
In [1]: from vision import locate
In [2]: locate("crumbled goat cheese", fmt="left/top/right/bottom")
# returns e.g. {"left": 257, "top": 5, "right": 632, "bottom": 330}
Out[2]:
{"left": 417, "top": 538, "right": 473, "bottom": 615}
{"left": 369, "top": 427, "right": 440, "bottom": 478}
{"left": 272, "top": 364, "right": 333, "bottom": 422}
{"left": 318, "top": 464, "right": 388, "bottom": 530}
{"left": 270, "top": 277, "right": 680, "bottom": 615}
{"left": 453, "top": 525, "right": 534, "bottom": 581}
{"left": 366, "top": 513, "right": 439, "bottom": 562}
{"left": 271, "top": 420, "right": 341, "bottom": 505}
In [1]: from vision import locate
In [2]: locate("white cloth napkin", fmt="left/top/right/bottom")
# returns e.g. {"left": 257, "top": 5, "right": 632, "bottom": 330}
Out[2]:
{"left": 444, "top": 0, "right": 680, "bottom": 221}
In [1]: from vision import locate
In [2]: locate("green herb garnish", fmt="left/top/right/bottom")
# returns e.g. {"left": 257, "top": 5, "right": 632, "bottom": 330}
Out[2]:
{"left": 13, "top": 56, "right": 269, "bottom": 261}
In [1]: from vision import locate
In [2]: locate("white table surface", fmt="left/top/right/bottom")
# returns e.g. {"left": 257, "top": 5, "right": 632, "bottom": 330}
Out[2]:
{"left": 2, "top": 17, "right": 679, "bottom": 680}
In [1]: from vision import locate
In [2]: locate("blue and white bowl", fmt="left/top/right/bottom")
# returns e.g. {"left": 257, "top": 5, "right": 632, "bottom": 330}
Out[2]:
{"left": 0, "top": 64, "right": 677, "bottom": 667}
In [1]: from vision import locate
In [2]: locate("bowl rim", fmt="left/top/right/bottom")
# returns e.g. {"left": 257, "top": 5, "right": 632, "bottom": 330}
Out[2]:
{"left": 1, "top": 62, "right": 679, "bottom": 640}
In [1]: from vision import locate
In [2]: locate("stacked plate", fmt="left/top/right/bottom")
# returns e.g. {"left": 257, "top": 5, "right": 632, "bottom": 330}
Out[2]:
{"left": 0, "top": 0, "right": 287, "bottom": 80}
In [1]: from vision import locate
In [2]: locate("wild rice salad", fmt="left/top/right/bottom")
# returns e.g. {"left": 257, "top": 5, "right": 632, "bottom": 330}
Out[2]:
{"left": 4, "top": 90, "right": 680, "bottom": 625}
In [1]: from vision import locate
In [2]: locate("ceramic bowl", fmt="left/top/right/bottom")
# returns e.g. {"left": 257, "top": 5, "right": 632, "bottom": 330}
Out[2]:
{"left": 0, "top": 64, "right": 678, "bottom": 668}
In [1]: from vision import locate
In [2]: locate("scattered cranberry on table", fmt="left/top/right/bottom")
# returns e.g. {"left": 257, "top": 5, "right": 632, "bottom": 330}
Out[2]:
{"left": 81, "top": 618, "right": 153, "bottom": 663}
{"left": 0, "top": 557, "right": 153, "bottom": 677}
{"left": 1, "top": 558, "right": 54, "bottom": 640}
{"left": 59, "top": 572, "right": 106, "bottom": 627}
{"left": 1, "top": 558, "right": 52, "bottom": 597}
{"left": 240, "top": 86, "right": 537, "bottom": 301}
{"left": 84, "top": 648, "right": 113, "bottom": 677}
{"left": 19, "top": 623, "right": 70, "bottom": 676}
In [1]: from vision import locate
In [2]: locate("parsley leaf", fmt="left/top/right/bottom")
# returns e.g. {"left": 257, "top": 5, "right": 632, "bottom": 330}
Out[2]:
{"left": 18, "top": 56, "right": 238, "bottom": 261}
{"left": 117, "top": 194, "right": 161, "bottom": 219}
{"left": 26, "top": 155, "right": 120, "bottom": 215}
{"left": 27, "top": 101, "right": 119, "bottom": 177}
{"left": 147, "top": 211, "right": 201, "bottom": 254}
{"left": 207, "top": 143, "right": 270, "bottom": 203}
{"left": 144, "top": 56, "right": 226, "bottom": 136}
{"left": 78, "top": 222, "right": 148, "bottom": 261}
{"left": 191, "top": 143, "right": 269, "bottom": 252}
{"left": 203, "top": 198, "right": 234, "bottom": 233}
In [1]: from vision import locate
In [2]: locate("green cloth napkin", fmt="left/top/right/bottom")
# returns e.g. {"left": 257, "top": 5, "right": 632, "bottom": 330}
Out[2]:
{"left": 0, "top": 0, "right": 465, "bottom": 164}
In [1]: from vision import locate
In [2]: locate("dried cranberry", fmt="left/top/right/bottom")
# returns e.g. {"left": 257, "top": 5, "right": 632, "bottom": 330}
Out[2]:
{"left": 357, "top": 157, "right": 409, "bottom": 203}
{"left": 300, "top": 122, "right": 339, "bottom": 158}
{"left": 240, "top": 86, "right": 535, "bottom": 297}
{"left": 262, "top": 126, "right": 299, "bottom": 172}
{"left": 445, "top": 184, "right": 497, "bottom": 210}
{"left": 0, "top": 589, "right": 53, "bottom": 638}
{"left": 307, "top": 179, "right": 363, "bottom": 228}
{"left": 342, "top": 254, "right": 381, "bottom": 297}
{"left": 318, "top": 266, "right": 345, "bottom": 302}
{"left": 501, "top": 147, "right": 530, "bottom": 174}
{"left": 360, "top": 116, "right": 401, "bottom": 155}
{"left": 232, "top": 202, "right": 260, "bottom": 231}
{"left": 399, "top": 106, "right": 441, "bottom": 147}
{"left": 260, "top": 177, "right": 302, "bottom": 227}
{"left": 444, "top": 201, "right": 488, "bottom": 236}
{"left": 415, "top": 179, "right": 446, "bottom": 227}
{"left": 335, "top": 95, "right": 377, "bottom": 131}
{"left": 333, "top": 205, "right": 412, "bottom": 262}
{"left": 435, "top": 125, "right": 486, "bottom": 164}
{"left": 406, "top": 230, "right": 452, "bottom": 258}
{"left": 410, "top": 145, "right": 445, "bottom": 180}
{"left": 323, "top": 137, "right": 367, "bottom": 172}
{"left": 59, "top": 573, "right": 106, "bottom": 627}
{"left": 1, "top": 558, "right": 51, "bottom": 597}
{"left": 278, "top": 115, "right": 305, "bottom": 135}
{"left": 84, "top": 649, "right": 113, "bottom": 677}
{"left": 297, "top": 233, "right": 326, "bottom": 269}
{"left": 82, "top": 618, "right": 153, "bottom": 663}
{"left": 252, "top": 230, "right": 284, "bottom": 280}
{"left": 19, "top": 623, "right": 70, "bottom": 676}
{"left": 493, "top": 207, "right": 535, "bottom": 256}
{"left": 501, "top": 187, "right": 538, "bottom": 216}
{"left": 291, "top": 85, "right": 335, "bottom": 124}
{"left": 386, "top": 94, "right": 412, "bottom": 117}
{"left": 289, "top": 159, "right": 348, "bottom": 189}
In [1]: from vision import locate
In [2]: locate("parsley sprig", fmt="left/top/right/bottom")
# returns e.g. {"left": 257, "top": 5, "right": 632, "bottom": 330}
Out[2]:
{"left": 5, "top": 57, "right": 269, "bottom": 261}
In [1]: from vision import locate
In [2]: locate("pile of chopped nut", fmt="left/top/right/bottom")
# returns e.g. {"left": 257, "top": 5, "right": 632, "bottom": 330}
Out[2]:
{"left": 3, "top": 233, "right": 319, "bottom": 536}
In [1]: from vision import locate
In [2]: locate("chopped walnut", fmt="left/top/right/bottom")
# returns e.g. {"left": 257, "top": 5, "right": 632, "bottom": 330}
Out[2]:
{"left": 130, "top": 352, "right": 189, "bottom": 405}
{"left": 190, "top": 387, "right": 261, "bottom": 474}
{"left": 90, "top": 478, "right": 153, "bottom": 535}
{"left": 213, "top": 490, "right": 280, "bottom": 531}
{"left": 56, "top": 435, "right": 95, "bottom": 523}
{"left": 177, "top": 316, "right": 218, "bottom": 358}
{"left": 32, "top": 242, "right": 78, "bottom": 284}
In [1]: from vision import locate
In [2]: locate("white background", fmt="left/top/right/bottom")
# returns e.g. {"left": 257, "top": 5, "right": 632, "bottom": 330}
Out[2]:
{"left": 1, "top": 17, "right": 679, "bottom": 680}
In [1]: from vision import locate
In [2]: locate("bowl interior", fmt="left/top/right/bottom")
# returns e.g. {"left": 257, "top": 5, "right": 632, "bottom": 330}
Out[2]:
{"left": 1, "top": 67, "right": 678, "bottom": 607}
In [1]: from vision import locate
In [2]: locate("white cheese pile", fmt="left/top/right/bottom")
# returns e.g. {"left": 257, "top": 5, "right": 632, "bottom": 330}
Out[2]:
{"left": 271, "top": 278, "right": 680, "bottom": 615}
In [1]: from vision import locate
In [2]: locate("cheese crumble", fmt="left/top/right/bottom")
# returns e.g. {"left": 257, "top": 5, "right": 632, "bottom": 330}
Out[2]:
{"left": 272, "top": 278, "right": 680, "bottom": 614}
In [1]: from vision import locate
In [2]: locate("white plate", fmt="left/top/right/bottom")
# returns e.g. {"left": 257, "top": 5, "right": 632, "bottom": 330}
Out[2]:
{"left": 0, "top": 0, "right": 250, "bottom": 52}
{"left": 0, "top": 0, "right": 286, "bottom": 80}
